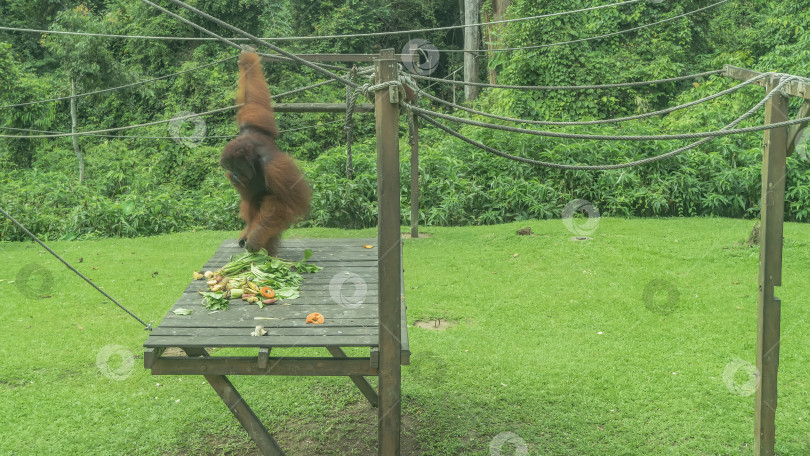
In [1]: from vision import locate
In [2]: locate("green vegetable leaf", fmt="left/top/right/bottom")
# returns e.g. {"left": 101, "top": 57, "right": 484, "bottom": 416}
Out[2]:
{"left": 172, "top": 308, "right": 193, "bottom": 316}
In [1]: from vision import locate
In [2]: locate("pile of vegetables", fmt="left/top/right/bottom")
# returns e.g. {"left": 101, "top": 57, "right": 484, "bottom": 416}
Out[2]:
{"left": 194, "top": 249, "right": 321, "bottom": 311}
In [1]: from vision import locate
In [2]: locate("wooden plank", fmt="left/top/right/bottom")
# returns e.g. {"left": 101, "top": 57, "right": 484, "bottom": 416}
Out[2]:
{"left": 151, "top": 356, "right": 377, "bottom": 376}
{"left": 375, "top": 48, "right": 403, "bottom": 456}
{"left": 755, "top": 81, "right": 789, "bottom": 456}
{"left": 160, "top": 302, "right": 380, "bottom": 318}
{"left": 787, "top": 100, "right": 810, "bottom": 156}
{"left": 146, "top": 334, "right": 377, "bottom": 348}
{"left": 151, "top": 326, "right": 378, "bottom": 337}
{"left": 723, "top": 65, "right": 810, "bottom": 100}
{"left": 260, "top": 53, "right": 416, "bottom": 63}
{"left": 272, "top": 103, "right": 373, "bottom": 113}
{"left": 204, "top": 374, "right": 285, "bottom": 455}
{"left": 156, "top": 317, "right": 379, "bottom": 329}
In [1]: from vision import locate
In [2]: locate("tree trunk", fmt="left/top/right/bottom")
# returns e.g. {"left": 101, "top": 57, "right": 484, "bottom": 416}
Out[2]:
{"left": 70, "top": 77, "right": 84, "bottom": 183}
{"left": 464, "top": 0, "right": 480, "bottom": 102}
{"left": 484, "top": 0, "right": 511, "bottom": 84}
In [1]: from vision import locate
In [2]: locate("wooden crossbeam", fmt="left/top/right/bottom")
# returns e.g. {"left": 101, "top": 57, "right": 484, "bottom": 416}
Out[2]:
{"left": 150, "top": 356, "right": 377, "bottom": 376}
{"left": 260, "top": 53, "right": 416, "bottom": 63}
{"left": 723, "top": 65, "right": 810, "bottom": 100}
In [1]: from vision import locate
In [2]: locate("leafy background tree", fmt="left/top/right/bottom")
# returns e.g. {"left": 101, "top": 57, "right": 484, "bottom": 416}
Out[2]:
{"left": 1, "top": 0, "right": 809, "bottom": 241}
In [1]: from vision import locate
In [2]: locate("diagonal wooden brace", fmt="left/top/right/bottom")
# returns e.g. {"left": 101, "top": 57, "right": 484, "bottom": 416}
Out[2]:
{"left": 182, "top": 347, "right": 285, "bottom": 456}
{"left": 786, "top": 99, "right": 810, "bottom": 157}
{"left": 327, "top": 346, "right": 378, "bottom": 407}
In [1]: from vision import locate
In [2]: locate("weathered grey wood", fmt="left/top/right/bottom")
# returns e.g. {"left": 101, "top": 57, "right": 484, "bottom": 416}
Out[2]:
{"left": 204, "top": 374, "right": 285, "bottom": 455}
{"left": 143, "top": 347, "right": 164, "bottom": 369}
{"left": 258, "top": 348, "right": 270, "bottom": 369}
{"left": 755, "top": 80, "right": 789, "bottom": 456}
{"left": 152, "top": 326, "right": 378, "bottom": 337}
{"left": 724, "top": 65, "right": 810, "bottom": 100}
{"left": 787, "top": 100, "right": 810, "bottom": 156}
{"left": 375, "top": 48, "right": 403, "bottom": 456}
{"left": 146, "top": 334, "right": 378, "bottom": 348}
{"left": 159, "top": 317, "right": 379, "bottom": 329}
{"left": 408, "top": 110, "right": 419, "bottom": 238}
{"left": 151, "top": 356, "right": 377, "bottom": 376}
{"left": 260, "top": 53, "right": 416, "bottom": 63}
{"left": 327, "top": 346, "right": 379, "bottom": 407}
{"left": 272, "top": 103, "right": 373, "bottom": 113}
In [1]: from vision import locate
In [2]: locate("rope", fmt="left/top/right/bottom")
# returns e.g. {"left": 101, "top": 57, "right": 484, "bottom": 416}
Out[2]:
{"left": 345, "top": 66, "right": 358, "bottom": 179}
{"left": 418, "top": 72, "right": 771, "bottom": 126}
{"left": 0, "top": 119, "right": 346, "bottom": 139}
{"left": 0, "top": 56, "right": 237, "bottom": 109}
{"left": 0, "top": 205, "right": 152, "bottom": 331}
{"left": 0, "top": 0, "right": 641, "bottom": 41}
{"left": 439, "top": 0, "right": 732, "bottom": 53}
{"left": 411, "top": 76, "right": 798, "bottom": 170}
{"left": 0, "top": 77, "right": 344, "bottom": 139}
{"left": 412, "top": 69, "right": 725, "bottom": 90}
{"left": 408, "top": 78, "right": 810, "bottom": 142}
{"left": 0, "top": 105, "right": 236, "bottom": 138}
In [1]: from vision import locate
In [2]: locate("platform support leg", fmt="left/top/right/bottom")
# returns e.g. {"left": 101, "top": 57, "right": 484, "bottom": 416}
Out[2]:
{"left": 182, "top": 347, "right": 285, "bottom": 456}
{"left": 754, "top": 79, "right": 789, "bottom": 456}
{"left": 375, "top": 48, "right": 403, "bottom": 456}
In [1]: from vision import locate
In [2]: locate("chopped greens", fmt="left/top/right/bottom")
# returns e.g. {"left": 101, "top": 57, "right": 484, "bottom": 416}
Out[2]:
{"left": 196, "top": 249, "right": 320, "bottom": 309}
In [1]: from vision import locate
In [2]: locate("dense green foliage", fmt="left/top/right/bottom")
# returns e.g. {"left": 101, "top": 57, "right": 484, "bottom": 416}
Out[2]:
{"left": 1, "top": 0, "right": 809, "bottom": 241}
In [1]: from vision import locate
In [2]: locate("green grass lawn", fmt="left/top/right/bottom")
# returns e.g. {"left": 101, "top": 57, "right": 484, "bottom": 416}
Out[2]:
{"left": 1, "top": 218, "right": 809, "bottom": 455}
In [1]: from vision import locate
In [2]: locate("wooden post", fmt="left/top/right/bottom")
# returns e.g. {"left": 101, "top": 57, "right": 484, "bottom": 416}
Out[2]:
{"left": 374, "top": 48, "right": 402, "bottom": 455}
{"left": 463, "top": 0, "right": 480, "bottom": 101}
{"left": 754, "top": 77, "right": 789, "bottom": 456}
{"left": 408, "top": 110, "right": 419, "bottom": 238}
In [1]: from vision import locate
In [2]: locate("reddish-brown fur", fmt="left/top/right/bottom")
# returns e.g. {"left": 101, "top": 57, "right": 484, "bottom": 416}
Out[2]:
{"left": 220, "top": 52, "right": 311, "bottom": 255}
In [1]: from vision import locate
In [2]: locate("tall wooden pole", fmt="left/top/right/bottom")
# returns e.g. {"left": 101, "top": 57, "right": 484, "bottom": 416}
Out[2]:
{"left": 70, "top": 78, "right": 84, "bottom": 183}
{"left": 408, "top": 110, "right": 419, "bottom": 238}
{"left": 463, "top": 0, "right": 480, "bottom": 101}
{"left": 754, "top": 77, "right": 789, "bottom": 456}
{"left": 375, "top": 48, "right": 402, "bottom": 456}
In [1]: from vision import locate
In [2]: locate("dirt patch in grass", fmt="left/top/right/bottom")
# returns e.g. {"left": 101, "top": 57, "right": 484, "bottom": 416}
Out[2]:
{"left": 414, "top": 318, "right": 455, "bottom": 330}
{"left": 172, "top": 401, "right": 421, "bottom": 455}
{"left": 401, "top": 232, "right": 433, "bottom": 239}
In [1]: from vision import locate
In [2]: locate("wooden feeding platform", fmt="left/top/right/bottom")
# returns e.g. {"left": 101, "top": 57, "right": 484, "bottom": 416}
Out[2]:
{"left": 143, "top": 238, "right": 409, "bottom": 454}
